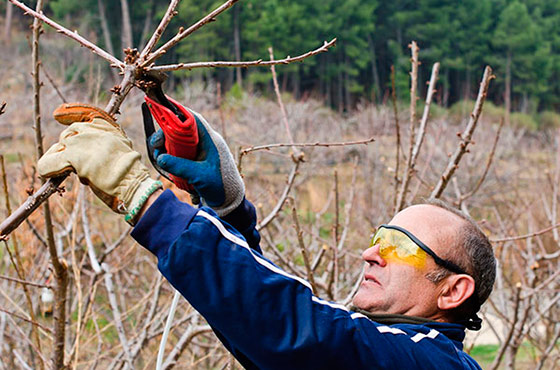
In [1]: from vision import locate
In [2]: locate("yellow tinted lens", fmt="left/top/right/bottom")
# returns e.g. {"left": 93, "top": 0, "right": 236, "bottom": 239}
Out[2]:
{"left": 371, "top": 228, "right": 428, "bottom": 269}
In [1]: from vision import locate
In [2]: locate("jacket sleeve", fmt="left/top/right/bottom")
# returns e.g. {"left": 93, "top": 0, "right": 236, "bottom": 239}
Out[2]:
{"left": 131, "top": 190, "right": 475, "bottom": 370}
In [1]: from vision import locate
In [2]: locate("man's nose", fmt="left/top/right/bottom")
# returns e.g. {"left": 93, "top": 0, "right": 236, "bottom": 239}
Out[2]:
{"left": 362, "top": 244, "right": 387, "bottom": 267}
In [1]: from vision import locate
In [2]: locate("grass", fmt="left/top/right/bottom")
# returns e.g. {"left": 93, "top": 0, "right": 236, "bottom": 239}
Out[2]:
{"left": 470, "top": 342, "right": 555, "bottom": 369}
{"left": 470, "top": 344, "right": 498, "bottom": 367}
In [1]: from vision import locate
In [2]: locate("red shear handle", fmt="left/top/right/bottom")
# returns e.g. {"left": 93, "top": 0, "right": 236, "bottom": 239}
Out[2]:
{"left": 144, "top": 95, "right": 199, "bottom": 191}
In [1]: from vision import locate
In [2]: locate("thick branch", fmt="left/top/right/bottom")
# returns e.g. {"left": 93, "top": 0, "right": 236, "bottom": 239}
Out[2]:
{"left": 1, "top": 64, "right": 136, "bottom": 239}
{"left": 149, "top": 39, "right": 337, "bottom": 72}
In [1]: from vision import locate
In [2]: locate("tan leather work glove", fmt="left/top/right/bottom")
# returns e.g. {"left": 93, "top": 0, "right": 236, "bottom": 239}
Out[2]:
{"left": 38, "top": 103, "right": 162, "bottom": 225}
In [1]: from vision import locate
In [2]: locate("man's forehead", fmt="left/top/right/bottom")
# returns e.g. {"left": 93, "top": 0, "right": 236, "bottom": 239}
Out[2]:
{"left": 388, "top": 204, "right": 463, "bottom": 249}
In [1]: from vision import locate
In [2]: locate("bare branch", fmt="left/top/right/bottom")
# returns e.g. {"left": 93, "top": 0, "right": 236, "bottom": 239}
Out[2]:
{"left": 240, "top": 137, "right": 375, "bottom": 155}
{"left": 0, "top": 275, "right": 50, "bottom": 289}
{"left": 0, "top": 307, "right": 52, "bottom": 334}
{"left": 139, "top": 0, "right": 181, "bottom": 61}
{"left": 394, "top": 41, "right": 419, "bottom": 213}
{"left": 269, "top": 47, "right": 297, "bottom": 149}
{"left": 143, "top": 0, "right": 242, "bottom": 67}
{"left": 490, "top": 283, "right": 522, "bottom": 370}
{"left": 411, "top": 62, "right": 440, "bottom": 167}
{"left": 257, "top": 160, "right": 300, "bottom": 231}
{"left": 149, "top": 39, "right": 337, "bottom": 72}
{"left": 8, "top": 0, "right": 124, "bottom": 69}
{"left": 290, "top": 198, "right": 318, "bottom": 294}
{"left": 40, "top": 65, "right": 67, "bottom": 103}
{"left": 491, "top": 221, "right": 560, "bottom": 242}
{"left": 459, "top": 118, "right": 504, "bottom": 203}
{"left": 391, "top": 65, "right": 401, "bottom": 209}
{"left": 430, "top": 66, "right": 494, "bottom": 199}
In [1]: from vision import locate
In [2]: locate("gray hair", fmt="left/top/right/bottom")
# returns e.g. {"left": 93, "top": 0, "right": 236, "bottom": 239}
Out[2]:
{"left": 423, "top": 199, "right": 496, "bottom": 316}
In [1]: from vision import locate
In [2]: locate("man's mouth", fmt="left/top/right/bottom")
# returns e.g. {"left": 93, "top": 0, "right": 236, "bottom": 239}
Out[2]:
{"left": 363, "top": 273, "right": 380, "bottom": 286}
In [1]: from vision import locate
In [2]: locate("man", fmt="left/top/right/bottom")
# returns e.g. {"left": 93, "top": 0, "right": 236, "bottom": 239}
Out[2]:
{"left": 38, "top": 100, "right": 495, "bottom": 369}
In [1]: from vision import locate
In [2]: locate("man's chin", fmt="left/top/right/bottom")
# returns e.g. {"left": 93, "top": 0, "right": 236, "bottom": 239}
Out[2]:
{"left": 352, "top": 292, "right": 379, "bottom": 312}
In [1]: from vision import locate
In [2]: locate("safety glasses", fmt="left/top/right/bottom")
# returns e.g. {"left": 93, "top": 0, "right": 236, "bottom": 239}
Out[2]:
{"left": 370, "top": 224, "right": 467, "bottom": 274}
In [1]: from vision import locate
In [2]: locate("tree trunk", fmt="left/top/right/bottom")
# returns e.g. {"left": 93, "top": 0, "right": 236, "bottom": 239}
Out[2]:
{"left": 367, "top": 34, "right": 381, "bottom": 104}
{"left": 292, "top": 68, "right": 300, "bottom": 99}
{"left": 443, "top": 68, "right": 450, "bottom": 108}
{"left": 520, "top": 92, "right": 529, "bottom": 113}
{"left": 138, "top": 0, "right": 154, "bottom": 50}
{"left": 344, "top": 55, "right": 351, "bottom": 111}
{"left": 464, "top": 68, "right": 471, "bottom": 101}
{"left": 120, "top": 0, "right": 133, "bottom": 51}
{"left": 4, "top": 1, "right": 13, "bottom": 45}
{"left": 233, "top": 4, "right": 242, "bottom": 87}
{"left": 505, "top": 51, "right": 512, "bottom": 126}
{"left": 338, "top": 68, "right": 344, "bottom": 113}
{"left": 98, "top": 0, "right": 118, "bottom": 81}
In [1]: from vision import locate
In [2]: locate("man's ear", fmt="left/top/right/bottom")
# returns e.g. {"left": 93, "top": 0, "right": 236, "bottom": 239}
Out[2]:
{"left": 437, "top": 274, "right": 476, "bottom": 311}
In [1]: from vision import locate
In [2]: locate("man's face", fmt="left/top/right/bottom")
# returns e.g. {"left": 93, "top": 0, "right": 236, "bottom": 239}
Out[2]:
{"left": 352, "top": 205, "right": 463, "bottom": 319}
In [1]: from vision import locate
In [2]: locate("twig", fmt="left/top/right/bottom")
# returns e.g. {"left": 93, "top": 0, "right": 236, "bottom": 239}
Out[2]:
{"left": 269, "top": 47, "right": 297, "bottom": 150}
{"left": 394, "top": 41, "right": 419, "bottom": 213}
{"left": 535, "top": 319, "right": 560, "bottom": 370}
{"left": 326, "top": 170, "right": 340, "bottom": 300}
{"left": 150, "top": 39, "right": 337, "bottom": 72}
{"left": 6, "top": 315, "right": 50, "bottom": 366}
{"left": 139, "top": 0, "right": 180, "bottom": 61}
{"left": 256, "top": 149, "right": 301, "bottom": 231}
{"left": 459, "top": 118, "right": 504, "bottom": 203}
{"left": 240, "top": 137, "right": 375, "bottom": 155}
{"left": 391, "top": 65, "right": 401, "bottom": 209}
{"left": 409, "top": 62, "right": 439, "bottom": 168}
{"left": 430, "top": 66, "right": 494, "bottom": 199}
{"left": 336, "top": 158, "right": 358, "bottom": 253}
{"left": 142, "top": 0, "right": 242, "bottom": 67}
{"left": 8, "top": 0, "right": 124, "bottom": 69}
{"left": 0, "top": 307, "right": 52, "bottom": 333}
{"left": 0, "top": 101, "right": 6, "bottom": 115}
{"left": 81, "top": 197, "right": 133, "bottom": 367}
{"left": 490, "top": 283, "right": 522, "bottom": 370}
{"left": 343, "top": 270, "right": 364, "bottom": 306}
{"left": 491, "top": 221, "right": 560, "bottom": 242}
{"left": 40, "top": 64, "right": 67, "bottom": 103}
{"left": 0, "top": 275, "right": 50, "bottom": 288}
{"left": 162, "top": 322, "right": 213, "bottom": 370}
{"left": 289, "top": 198, "right": 318, "bottom": 294}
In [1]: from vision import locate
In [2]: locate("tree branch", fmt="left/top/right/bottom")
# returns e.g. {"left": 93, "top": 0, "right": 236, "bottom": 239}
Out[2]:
{"left": 142, "top": 0, "right": 242, "bottom": 67}
{"left": 8, "top": 0, "right": 124, "bottom": 69}
{"left": 394, "top": 41, "right": 419, "bottom": 212}
{"left": 430, "top": 66, "right": 494, "bottom": 199}
{"left": 149, "top": 39, "right": 337, "bottom": 72}
{"left": 240, "top": 137, "right": 375, "bottom": 156}
{"left": 139, "top": 0, "right": 181, "bottom": 61}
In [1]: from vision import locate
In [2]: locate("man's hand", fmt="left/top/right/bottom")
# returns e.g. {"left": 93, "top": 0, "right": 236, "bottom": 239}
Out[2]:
{"left": 149, "top": 109, "right": 244, "bottom": 217}
{"left": 38, "top": 103, "right": 162, "bottom": 225}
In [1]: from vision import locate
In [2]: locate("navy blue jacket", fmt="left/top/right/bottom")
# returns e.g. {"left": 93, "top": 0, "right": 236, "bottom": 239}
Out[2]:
{"left": 132, "top": 190, "right": 481, "bottom": 369}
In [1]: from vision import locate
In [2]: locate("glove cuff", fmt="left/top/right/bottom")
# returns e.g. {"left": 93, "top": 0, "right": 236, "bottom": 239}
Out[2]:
{"left": 124, "top": 178, "right": 163, "bottom": 225}
{"left": 201, "top": 192, "right": 244, "bottom": 218}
